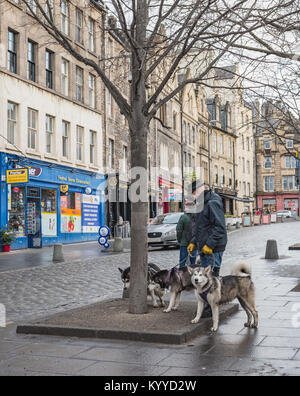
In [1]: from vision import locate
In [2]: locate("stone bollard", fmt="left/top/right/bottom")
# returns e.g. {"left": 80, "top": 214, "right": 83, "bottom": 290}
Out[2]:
{"left": 53, "top": 244, "right": 64, "bottom": 263}
{"left": 236, "top": 222, "right": 241, "bottom": 229}
{"left": 113, "top": 237, "right": 124, "bottom": 253}
{"left": 265, "top": 240, "right": 279, "bottom": 260}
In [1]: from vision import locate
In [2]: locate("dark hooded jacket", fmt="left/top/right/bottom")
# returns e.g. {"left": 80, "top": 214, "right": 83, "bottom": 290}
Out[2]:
{"left": 191, "top": 190, "right": 227, "bottom": 253}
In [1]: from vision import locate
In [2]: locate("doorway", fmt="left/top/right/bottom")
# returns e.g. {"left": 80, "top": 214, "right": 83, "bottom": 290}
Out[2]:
{"left": 27, "top": 187, "right": 42, "bottom": 248}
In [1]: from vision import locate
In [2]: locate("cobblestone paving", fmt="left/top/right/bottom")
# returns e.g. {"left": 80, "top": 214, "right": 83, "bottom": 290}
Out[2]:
{"left": 0, "top": 248, "right": 182, "bottom": 323}
{"left": 0, "top": 222, "right": 300, "bottom": 376}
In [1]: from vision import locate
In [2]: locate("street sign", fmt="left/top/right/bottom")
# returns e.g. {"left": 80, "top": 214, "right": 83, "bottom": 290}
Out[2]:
{"left": 6, "top": 169, "right": 28, "bottom": 184}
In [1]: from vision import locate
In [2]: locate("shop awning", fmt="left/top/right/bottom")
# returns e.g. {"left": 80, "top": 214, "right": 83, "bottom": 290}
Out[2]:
{"left": 219, "top": 193, "right": 254, "bottom": 204}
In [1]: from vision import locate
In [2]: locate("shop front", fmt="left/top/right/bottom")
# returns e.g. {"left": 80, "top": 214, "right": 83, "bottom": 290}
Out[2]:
{"left": 158, "top": 177, "right": 183, "bottom": 215}
{"left": 257, "top": 193, "right": 299, "bottom": 216}
{"left": 1, "top": 153, "right": 105, "bottom": 250}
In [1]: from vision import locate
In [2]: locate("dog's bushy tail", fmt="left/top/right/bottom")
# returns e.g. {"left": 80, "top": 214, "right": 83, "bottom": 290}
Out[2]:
{"left": 231, "top": 263, "right": 251, "bottom": 277}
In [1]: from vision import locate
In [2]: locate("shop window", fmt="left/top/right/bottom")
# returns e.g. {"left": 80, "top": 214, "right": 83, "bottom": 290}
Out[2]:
{"left": 41, "top": 189, "right": 57, "bottom": 213}
{"left": 41, "top": 189, "right": 57, "bottom": 236}
{"left": 61, "top": 192, "right": 82, "bottom": 233}
{"left": 8, "top": 185, "right": 26, "bottom": 237}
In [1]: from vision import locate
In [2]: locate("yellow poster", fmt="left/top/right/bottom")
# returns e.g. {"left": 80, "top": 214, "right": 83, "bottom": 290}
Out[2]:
{"left": 7, "top": 169, "right": 28, "bottom": 184}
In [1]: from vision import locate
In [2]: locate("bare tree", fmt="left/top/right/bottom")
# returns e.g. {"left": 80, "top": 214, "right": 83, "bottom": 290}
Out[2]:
{"left": 16, "top": 0, "right": 300, "bottom": 313}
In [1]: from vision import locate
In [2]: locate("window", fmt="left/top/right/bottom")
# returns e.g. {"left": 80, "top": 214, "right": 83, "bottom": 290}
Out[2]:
{"left": 45, "top": 50, "right": 54, "bottom": 89}
{"left": 27, "top": 40, "right": 36, "bottom": 82}
{"left": 8, "top": 186, "right": 26, "bottom": 237}
{"left": 283, "top": 176, "right": 295, "bottom": 191}
{"left": 62, "top": 121, "right": 69, "bottom": 158}
{"left": 7, "top": 102, "right": 17, "bottom": 145}
{"left": 286, "top": 156, "right": 296, "bottom": 169}
{"left": 192, "top": 127, "right": 196, "bottom": 145}
{"left": 242, "top": 158, "right": 245, "bottom": 173}
{"left": 214, "top": 166, "right": 218, "bottom": 185}
{"left": 219, "top": 135, "right": 224, "bottom": 154}
{"left": 45, "top": 115, "right": 54, "bottom": 154}
{"left": 108, "top": 139, "right": 115, "bottom": 169}
{"left": 243, "top": 182, "right": 246, "bottom": 195}
{"left": 61, "top": 0, "right": 69, "bottom": 35}
{"left": 286, "top": 139, "right": 294, "bottom": 149}
{"left": 76, "top": 66, "right": 83, "bottom": 102}
{"left": 228, "top": 139, "right": 232, "bottom": 158}
{"left": 221, "top": 167, "right": 225, "bottom": 185}
{"left": 107, "top": 90, "right": 112, "bottom": 118}
{"left": 183, "top": 122, "right": 186, "bottom": 143}
{"left": 213, "top": 132, "right": 217, "bottom": 152}
{"left": 61, "top": 59, "right": 69, "bottom": 96}
{"left": 27, "top": 0, "right": 37, "bottom": 13}
{"left": 76, "top": 126, "right": 84, "bottom": 162}
{"left": 8, "top": 30, "right": 17, "bottom": 74}
{"left": 246, "top": 137, "right": 250, "bottom": 151}
{"left": 264, "top": 138, "right": 271, "bottom": 150}
{"left": 89, "top": 74, "right": 96, "bottom": 108}
{"left": 45, "top": 0, "right": 54, "bottom": 20}
{"left": 264, "top": 176, "right": 274, "bottom": 192}
{"left": 88, "top": 18, "right": 95, "bottom": 52}
{"left": 122, "top": 146, "right": 128, "bottom": 174}
{"left": 265, "top": 157, "right": 272, "bottom": 169}
{"left": 247, "top": 160, "right": 250, "bottom": 174}
{"left": 247, "top": 183, "right": 251, "bottom": 197}
{"left": 173, "top": 112, "right": 177, "bottom": 132}
{"left": 75, "top": 8, "right": 83, "bottom": 44}
{"left": 89, "top": 131, "right": 96, "bottom": 165}
{"left": 229, "top": 170, "right": 233, "bottom": 187}
{"left": 160, "top": 143, "right": 169, "bottom": 170}
{"left": 28, "top": 108, "right": 37, "bottom": 150}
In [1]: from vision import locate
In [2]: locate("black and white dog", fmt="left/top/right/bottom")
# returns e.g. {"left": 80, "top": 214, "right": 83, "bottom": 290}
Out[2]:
{"left": 119, "top": 263, "right": 166, "bottom": 308}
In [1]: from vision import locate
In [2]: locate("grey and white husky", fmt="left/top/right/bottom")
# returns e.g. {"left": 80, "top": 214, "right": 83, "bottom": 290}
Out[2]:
{"left": 150, "top": 267, "right": 195, "bottom": 313}
{"left": 187, "top": 263, "right": 258, "bottom": 332}
{"left": 119, "top": 263, "right": 166, "bottom": 308}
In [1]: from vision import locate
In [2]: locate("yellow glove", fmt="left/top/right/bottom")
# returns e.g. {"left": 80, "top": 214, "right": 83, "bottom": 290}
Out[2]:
{"left": 202, "top": 245, "right": 213, "bottom": 255}
{"left": 187, "top": 243, "right": 196, "bottom": 255}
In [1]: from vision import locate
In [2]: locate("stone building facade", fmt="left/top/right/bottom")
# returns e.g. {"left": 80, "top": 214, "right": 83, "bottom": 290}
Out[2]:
{"left": 255, "top": 102, "right": 300, "bottom": 217}
{"left": 0, "top": 0, "right": 108, "bottom": 249}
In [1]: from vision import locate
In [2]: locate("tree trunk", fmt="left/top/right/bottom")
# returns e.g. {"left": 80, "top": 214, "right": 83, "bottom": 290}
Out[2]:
{"left": 128, "top": 112, "right": 149, "bottom": 314}
{"left": 128, "top": 0, "right": 149, "bottom": 314}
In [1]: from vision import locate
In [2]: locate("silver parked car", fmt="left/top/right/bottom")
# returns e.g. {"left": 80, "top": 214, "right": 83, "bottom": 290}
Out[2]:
{"left": 276, "top": 210, "right": 292, "bottom": 218}
{"left": 148, "top": 212, "right": 184, "bottom": 249}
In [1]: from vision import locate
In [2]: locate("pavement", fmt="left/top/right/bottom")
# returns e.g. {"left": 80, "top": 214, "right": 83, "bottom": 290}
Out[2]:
{"left": 0, "top": 222, "right": 300, "bottom": 376}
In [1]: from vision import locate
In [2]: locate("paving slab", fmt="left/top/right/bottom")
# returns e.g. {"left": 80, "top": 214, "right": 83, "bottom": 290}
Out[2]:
{"left": 16, "top": 299, "right": 239, "bottom": 345}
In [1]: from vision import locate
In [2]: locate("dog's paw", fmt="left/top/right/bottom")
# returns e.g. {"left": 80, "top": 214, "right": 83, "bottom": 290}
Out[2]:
{"left": 172, "top": 306, "right": 178, "bottom": 311}
{"left": 191, "top": 318, "right": 200, "bottom": 324}
{"left": 153, "top": 304, "right": 159, "bottom": 308}
{"left": 163, "top": 309, "right": 171, "bottom": 313}
{"left": 244, "top": 322, "right": 251, "bottom": 328}
{"left": 210, "top": 327, "right": 218, "bottom": 333}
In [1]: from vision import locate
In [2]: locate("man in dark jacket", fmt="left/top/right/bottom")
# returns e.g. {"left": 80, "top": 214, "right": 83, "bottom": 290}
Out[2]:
{"left": 176, "top": 210, "right": 197, "bottom": 268}
{"left": 187, "top": 184, "right": 227, "bottom": 277}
